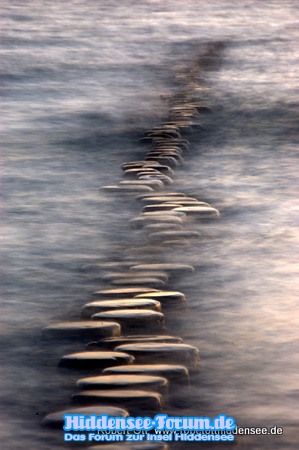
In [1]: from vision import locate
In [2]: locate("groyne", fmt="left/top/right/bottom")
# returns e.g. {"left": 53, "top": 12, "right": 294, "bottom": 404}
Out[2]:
{"left": 41, "top": 42, "right": 226, "bottom": 449}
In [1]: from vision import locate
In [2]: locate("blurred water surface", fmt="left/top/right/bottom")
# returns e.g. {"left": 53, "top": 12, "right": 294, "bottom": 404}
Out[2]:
{"left": 1, "top": 0, "right": 298, "bottom": 448}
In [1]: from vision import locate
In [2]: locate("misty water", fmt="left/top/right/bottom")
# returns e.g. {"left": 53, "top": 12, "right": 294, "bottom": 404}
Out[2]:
{"left": 1, "top": 1, "right": 298, "bottom": 449}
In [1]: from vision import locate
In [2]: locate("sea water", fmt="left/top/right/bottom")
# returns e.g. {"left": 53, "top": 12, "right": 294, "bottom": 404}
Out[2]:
{"left": 1, "top": 0, "right": 298, "bottom": 448}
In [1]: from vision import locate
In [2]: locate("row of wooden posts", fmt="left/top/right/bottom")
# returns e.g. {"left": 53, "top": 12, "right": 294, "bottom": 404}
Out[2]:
{"left": 41, "top": 47, "right": 222, "bottom": 449}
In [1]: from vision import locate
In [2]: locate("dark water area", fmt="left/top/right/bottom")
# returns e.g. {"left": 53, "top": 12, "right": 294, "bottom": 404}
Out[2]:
{"left": 1, "top": 0, "right": 298, "bottom": 449}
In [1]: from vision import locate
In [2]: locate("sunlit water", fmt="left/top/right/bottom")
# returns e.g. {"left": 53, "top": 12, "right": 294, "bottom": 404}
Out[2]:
{"left": 1, "top": 1, "right": 298, "bottom": 449}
